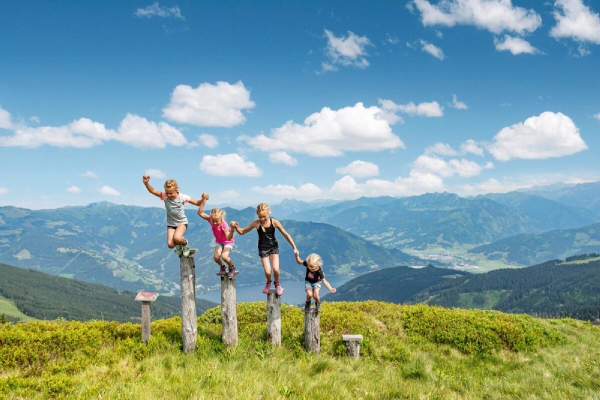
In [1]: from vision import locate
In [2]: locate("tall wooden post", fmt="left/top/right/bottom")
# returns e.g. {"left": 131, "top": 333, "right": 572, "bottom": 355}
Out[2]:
{"left": 180, "top": 250, "right": 197, "bottom": 353}
{"left": 304, "top": 309, "right": 320, "bottom": 352}
{"left": 135, "top": 292, "right": 158, "bottom": 345}
{"left": 266, "top": 288, "right": 281, "bottom": 346}
{"left": 220, "top": 272, "right": 238, "bottom": 347}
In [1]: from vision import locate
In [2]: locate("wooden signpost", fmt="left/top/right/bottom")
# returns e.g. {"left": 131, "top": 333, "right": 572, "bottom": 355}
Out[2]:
{"left": 135, "top": 291, "right": 158, "bottom": 344}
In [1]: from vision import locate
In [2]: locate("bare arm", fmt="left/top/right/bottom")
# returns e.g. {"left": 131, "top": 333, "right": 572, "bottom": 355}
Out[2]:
{"left": 273, "top": 219, "right": 298, "bottom": 255}
{"left": 322, "top": 278, "right": 336, "bottom": 293}
{"left": 197, "top": 193, "right": 210, "bottom": 220}
{"left": 232, "top": 220, "right": 257, "bottom": 235}
{"left": 295, "top": 253, "right": 304, "bottom": 265}
{"left": 225, "top": 224, "right": 235, "bottom": 241}
{"left": 142, "top": 175, "right": 161, "bottom": 198}
{"left": 188, "top": 198, "right": 202, "bottom": 207}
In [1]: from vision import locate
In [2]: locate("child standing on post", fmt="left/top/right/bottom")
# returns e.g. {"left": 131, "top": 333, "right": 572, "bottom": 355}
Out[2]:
{"left": 197, "top": 193, "right": 237, "bottom": 277}
{"left": 231, "top": 203, "right": 298, "bottom": 296}
{"left": 142, "top": 175, "right": 201, "bottom": 257}
{"left": 295, "top": 252, "right": 336, "bottom": 312}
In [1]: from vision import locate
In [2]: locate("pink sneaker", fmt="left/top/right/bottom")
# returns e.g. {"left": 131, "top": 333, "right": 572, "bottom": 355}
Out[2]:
{"left": 262, "top": 281, "right": 271, "bottom": 294}
{"left": 275, "top": 282, "right": 284, "bottom": 296}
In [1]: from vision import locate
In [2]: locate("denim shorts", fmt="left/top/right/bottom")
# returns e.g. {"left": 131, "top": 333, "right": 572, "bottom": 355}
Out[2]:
{"left": 305, "top": 281, "right": 322, "bottom": 291}
{"left": 258, "top": 247, "right": 279, "bottom": 258}
{"left": 216, "top": 243, "right": 234, "bottom": 250}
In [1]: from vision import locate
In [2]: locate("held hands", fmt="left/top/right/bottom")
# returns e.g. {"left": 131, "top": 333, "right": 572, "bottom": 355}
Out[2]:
{"left": 230, "top": 221, "right": 239, "bottom": 229}
{"left": 201, "top": 193, "right": 209, "bottom": 201}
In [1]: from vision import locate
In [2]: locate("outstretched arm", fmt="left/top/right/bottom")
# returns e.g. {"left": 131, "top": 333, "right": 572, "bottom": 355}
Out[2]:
{"left": 322, "top": 278, "right": 336, "bottom": 293}
{"left": 231, "top": 220, "right": 257, "bottom": 235}
{"left": 273, "top": 219, "right": 298, "bottom": 255}
{"left": 197, "top": 193, "right": 210, "bottom": 220}
{"left": 295, "top": 252, "right": 304, "bottom": 265}
{"left": 142, "top": 175, "right": 161, "bottom": 198}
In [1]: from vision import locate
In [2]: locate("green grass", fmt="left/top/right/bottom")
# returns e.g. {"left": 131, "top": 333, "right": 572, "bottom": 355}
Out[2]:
{"left": 1, "top": 301, "right": 599, "bottom": 399}
{"left": 0, "top": 295, "right": 36, "bottom": 322}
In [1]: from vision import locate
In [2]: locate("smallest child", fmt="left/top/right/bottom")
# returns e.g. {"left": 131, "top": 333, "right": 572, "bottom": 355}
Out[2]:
{"left": 295, "top": 252, "right": 336, "bottom": 312}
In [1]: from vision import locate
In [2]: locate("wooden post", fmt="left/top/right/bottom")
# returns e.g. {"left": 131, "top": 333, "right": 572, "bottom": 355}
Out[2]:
{"left": 342, "top": 334, "right": 364, "bottom": 359}
{"left": 135, "top": 292, "right": 158, "bottom": 345}
{"left": 266, "top": 288, "right": 281, "bottom": 346}
{"left": 304, "top": 309, "right": 320, "bottom": 352}
{"left": 180, "top": 250, "right": 197, "bottom": 353}
{"left": 219, "top": 272, "right": 238, "bottom": 347}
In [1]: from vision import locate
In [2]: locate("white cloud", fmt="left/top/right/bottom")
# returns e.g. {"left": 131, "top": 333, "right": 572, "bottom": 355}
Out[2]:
{"left": 420, "top": 40, "right": 445, "bottom": 60}
{"left": 494, "top": 35, "right": 539, "bottom": 55}
{"left": 135, "top": 2, "right": 184, "bottom": 19}
{"left": 163, "top": 81, "right": 255, "bottom": 127}
{"left": 550, "top": 0, "right": 600, "bottom": 44}
{"left": 0, "top": 187, "right": 8, "bottom": 195}
{"left": 594, "top": 113, "right": 600, "bottom": 121}
{"left": 145, "top": 169, "right": 166, "bottom": 178}
{"left": 487, "top": 111, "right": 588, "bottom": 160}
{"left": 323, "top": 30, "right": 373, "bottom": 71}
{"left": 80, "top": 170, "right": 99, "bottom": 179}
{"left": 66, "top": 186, "right": 81, "bottom": 194}
{"left": 199, "top": 153, "right": 262, "bottom": 177}
{"left": 114, "top": 114, "right": 187, "bottom": 148}
{"left": 218, "top": 190, "right": 239, "bottom": 198}
{"left": 0, "top": 125, "right": 104, "bottom": 148}
{"left": 29, "top": 116, "right": 40, "bottom": 124}
{"left": 449, "top": 94, "right": 468, "bottom": 109}
{"left": 335, "top": 160, "right": 380, "bottom": 178}
{"left": 0, "top": 107, "right": 14, "bottom": 130}
{"left": 460, "top": 139, "right": 484, "bottom": 156}
{"left": 459, "top": 178, "right": 528, "bottom": 196}
{"left": 425, "top": 143, "right": 457, "bottom": 156}
{"left": 198, "top": 133, "right": 219, "bottom": 148}
{"left": 251, "top": 183, "right": 322, "bottom": 199}
{"left": 414, "top": 155, "right": 488, "bottom": 177}
{"left": 412, "top": 0, "right": 542, "bottom": 35}
{"left": 269, "top": 151, "right": 298, "bottom": 166}
{"left": 100, "top": 186, "right": 120, "bottom": 196}
{"left": 331, "top": 171, "right": 446, "bottom": 197}
{"left": 380, "top": 99, "right": 444, "bottom": 117}
{"left": 240, "top": 102, "right": 405, "bottom": 157}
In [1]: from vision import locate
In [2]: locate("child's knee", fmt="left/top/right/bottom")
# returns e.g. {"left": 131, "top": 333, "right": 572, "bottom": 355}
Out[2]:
{"left": 168, "top": 243, "right": 176, "bottom": 249}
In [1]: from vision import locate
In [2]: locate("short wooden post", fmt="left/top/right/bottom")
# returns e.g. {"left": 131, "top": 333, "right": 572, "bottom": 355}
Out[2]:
{"left": 266, "top": 288, "right": 281, "bottom": 346}
{"left": 180, "top": 250, "right": 197, "bottom": 353}
{"left": 219, "top": 271, "right": 238, "bottom": 347}
{"left": 135, "top": 292, "right": 158, "bottom": 344}
{"left": 304, "top": 310, "right": 320, "bottom": 352}
{"left": 342, "top": 334, "right": 363, "bottom": 359}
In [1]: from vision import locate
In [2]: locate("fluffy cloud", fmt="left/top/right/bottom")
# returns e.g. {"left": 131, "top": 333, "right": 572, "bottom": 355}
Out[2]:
{"left": 494, "top": 35, "right": 539, "bottom": 55}
{"left": 114, "top": 114, "right": 187, "bottom": 148}
{"left": 198, "top": 133, "right": 219, "bottom": 148}
{"left": 425, "top": 143, "right": 457, "bottom": 156}
{"left": 331, "top": 171, "right": 446, "bottom": 197}
{"left": 487, "top": 111, "right": 588, "bottom": 160}
{"left": 414, "top": 155, "right": 490, "bottom": 177}
{"left": 335, "top": 160, "right": 380, "bottom": 178}
{"left": 66, "top": 186, "right": 81, "bottom": 194}
{"left": 240, "top": 102, "right": 405, "bottom": 157}
{"left": 594, "top": 113, "right": 600, "bottom": 121}
{"left": 145, "top": 169, "right": 166, "bottom": 178}
{"left": 199, "top": 153, "right": 262, "bottom": 177}
{"left": 550, "top": 0, "right": 600, "bottom": 44}
{"left": 458, "top": 178, "right": 528, "bottom": 196}
{"left": 269, "top": 151, "right": 298, "bottom": 166}
{"left": 135, "top": 2, "right": 184, "bottom": 19}
{"left": 80, "top": 170, "right": 99, "bottom": 179}
{"left": 0, "top": 107, "right": 14, "bottom": 129}
{"left": 322, "top": 30, "right": 372, "bottom": 71}
{"left": 420, "top": 40, "right": 445, "bottom": 60}
{"left": 449, "top": 94, "right": 468, "bottom": 109}
{"left": 100, "top": 186, "right": 120, "bottom": 196}
{"left": 412, "top": 0, "right": 542, "bottom": 35}
{"left": 163, "top": 81, "right": 255, "bottom": 127}
{"left": 380, "top": 99, "right": 443, "bottom": 117}
{"left": 251, "top": 183, "right": 322, "bottom": 198}
{"left": 460, "top": 139, "right": 484, "bottom": 156}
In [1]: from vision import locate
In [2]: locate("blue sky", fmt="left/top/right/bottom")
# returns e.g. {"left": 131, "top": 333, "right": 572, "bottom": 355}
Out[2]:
{"left": 1, "top": 0, "right": 599, "bottom": 210}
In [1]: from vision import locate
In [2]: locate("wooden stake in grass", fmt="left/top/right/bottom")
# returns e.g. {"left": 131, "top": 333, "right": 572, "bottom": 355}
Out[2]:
{"left": 266, "top": 288, "right": 281, "bottom": 346}
{"left": 135, "top": 292, "right": 158, "bottom": 345}
{"left": 219, "top": 272, "right": 238, "bottom": 347}
{"left": 304, "top": 309, "right": 320, "bottom": 353}
{"left": 180, "top": 250, "right": 197, "bottom": 353}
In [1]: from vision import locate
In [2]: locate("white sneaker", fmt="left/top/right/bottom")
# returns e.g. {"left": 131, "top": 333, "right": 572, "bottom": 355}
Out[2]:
{"left": 174, "top": 245, "right": 183, "bottom": 256}
{"left": 182, "top": 244, "right": 191, "bottom": 257}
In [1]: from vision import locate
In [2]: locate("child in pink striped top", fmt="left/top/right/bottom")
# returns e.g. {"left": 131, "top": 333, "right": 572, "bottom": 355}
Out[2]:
{"left": 197, "top": 193, "right": 237, "bottom": 277}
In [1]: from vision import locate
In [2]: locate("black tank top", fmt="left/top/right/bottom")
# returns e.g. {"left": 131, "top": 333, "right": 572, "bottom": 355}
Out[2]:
{"left": 257, "top": 218, "right": 278, "bottom": 249}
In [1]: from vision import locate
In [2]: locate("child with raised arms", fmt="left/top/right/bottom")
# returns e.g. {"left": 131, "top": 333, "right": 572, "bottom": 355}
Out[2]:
{"left": 142, "top": 175, "right": 201, "bottom": 257}
{"left": 295, "top": 252, "right": 336, "bottom": 312}
{"left": 230, "top": 203, "right": 298, "bottom": 296}
{"left": 197, "top": 193, "right": 237, "bottom": 277}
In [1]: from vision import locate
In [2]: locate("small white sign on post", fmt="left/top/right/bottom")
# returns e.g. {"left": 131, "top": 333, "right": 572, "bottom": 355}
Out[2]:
{"left": 135, "top": 292, "right": 158, "bottom": 344}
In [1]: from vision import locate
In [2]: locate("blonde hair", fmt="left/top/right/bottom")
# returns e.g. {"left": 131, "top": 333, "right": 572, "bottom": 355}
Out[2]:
{"left": 210, "top": 208, "right": 225, "bottom": 223}
{"left": 164, "top": 179, "right": 179, "bottom": 190}
{"left": 306, "top": 253, "right": 323, "bottom": 268}
{"left": 256, "top": 203, "right": 271, "bottom": 215}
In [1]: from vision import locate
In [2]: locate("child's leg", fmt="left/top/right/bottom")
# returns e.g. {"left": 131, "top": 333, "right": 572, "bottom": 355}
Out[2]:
{"left": 166, "top": 227, "right": 176, "bottom": 248}
{"left": 306, "top": 288, "right": 313, "bottom": 302}
{"left": 173, "top": 225, "right": 187, "bottom": 246}
{"left": 260, "top": 257, "right": 272, "bottom": 281}
{"left": 221, "top": 247, "right": 234, "bottom": 267}
{"left": 313, "top": 288, "right": 321, "bottom": 303}
{"left": 213, "top": 246, "right": 223, "bottom": 266}
{"left": 270, "top": 254, "right": 280, "bottom": 282}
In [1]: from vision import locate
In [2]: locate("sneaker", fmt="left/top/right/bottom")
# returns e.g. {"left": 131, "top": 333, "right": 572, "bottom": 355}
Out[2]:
{"left": 315, "top": 302, "right": 322, "bottom": 312}
{"left": 174, "top": 245, "right": 183, "bottom": 256}
{"left": 275, "top": 282, "right": 284, "bottom": 296}
{"left": 304, "top": 301, "right": 311, "bottom": 312}
{"left": 182, "top": 244, "right": 191, "bottom": 257}
{"left": 218, "top": 265, "right": 227, "bottom": 275}
{"left": 227, "top": 265, "right": 237, "bottom": 277}
{"left": 262, "top": 281, "right": 272, "bottom": 294}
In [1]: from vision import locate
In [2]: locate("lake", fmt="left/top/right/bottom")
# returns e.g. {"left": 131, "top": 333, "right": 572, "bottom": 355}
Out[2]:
{"left": 197, "top": 274, "right": 355, "bottom": 305}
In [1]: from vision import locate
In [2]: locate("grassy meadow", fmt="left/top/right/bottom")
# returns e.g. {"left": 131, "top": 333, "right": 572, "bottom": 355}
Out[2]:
{"left": 1, "top": 301, "right": 600, "bottom": 399}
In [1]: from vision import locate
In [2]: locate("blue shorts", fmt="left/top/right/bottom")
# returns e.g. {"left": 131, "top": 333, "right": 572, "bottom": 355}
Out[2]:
{"left": 305, "top": 281, "right": 322, "bottom": 291}
{"left": 216, "top": 243, "right": 234, "bottom": 250}
{"left": 259, "top": 247, "right": 279, "bottom": 258}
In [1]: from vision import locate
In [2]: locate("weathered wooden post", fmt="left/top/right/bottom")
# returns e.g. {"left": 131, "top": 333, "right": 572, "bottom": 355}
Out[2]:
{"left": 266, "top": 288, "right": 281, "bottom": 346}
{"left": 180, "top": 250, "right": 197, "bottom": 353}
{"left": 342, "top": 334, "right": 364, "bottom": 359}
{"left": 135, "top": 292, "right": 158, "bottom": 344}
{"left": 219, "top": 271, "right": 238, "bottom": 347}
{"left": 304, "top": 309, "right": 320, "bottom": 352}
